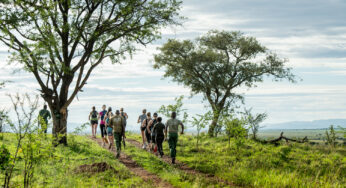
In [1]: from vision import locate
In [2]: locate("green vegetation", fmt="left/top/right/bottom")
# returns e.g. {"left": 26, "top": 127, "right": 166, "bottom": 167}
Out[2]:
{"left": 0, "top": 0, "right": 182, "bottom": 145}
{"left": 124, "top": 133, "right": 227, "bottom": 187}
{"left": 127, "top": 133, "right": 345, "bottom": 187}
{"left": 325, "top": 125, "right": 337, "bottom": 147}
{"left": 157, "top": 95, "right": 189, "bottom": 124}
{"left": 154, "top": 30, "right": 296, "bottom": 137}
{"left": 0, "top": 134, "right": 150, "bottom": 187}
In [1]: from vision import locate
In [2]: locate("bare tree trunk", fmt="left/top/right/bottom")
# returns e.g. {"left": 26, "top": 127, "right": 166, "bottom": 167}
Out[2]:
{"left": 51, "top": 107, "right": 68, "bottom": 146}
{"left": 208, "top": 111, "right": 220, "bottom": 137}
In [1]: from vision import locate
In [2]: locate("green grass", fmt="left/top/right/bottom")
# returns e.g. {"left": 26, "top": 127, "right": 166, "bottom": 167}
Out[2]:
{"left": 0, "top": 133, "right": 151, "bottom": 188}
{"left": 127, "top": 132, "right": 346, "bottom": 188}
{"left": 124, "top": 133, "right": 229, "bottom": 188}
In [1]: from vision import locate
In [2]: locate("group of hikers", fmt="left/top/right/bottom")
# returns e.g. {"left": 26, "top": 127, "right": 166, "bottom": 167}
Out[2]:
{"left": 37, "top": 104, "right": 185, "bottom": 164}
{"left": 89, "top": 106, "right": 184, "bottom": 164}
{"left": 88, "top": 105, "right": 128, "bottom": 158}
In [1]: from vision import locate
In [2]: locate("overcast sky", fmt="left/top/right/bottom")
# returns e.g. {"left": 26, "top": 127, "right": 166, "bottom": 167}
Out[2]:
{"left": 1, "top": 0, "right": 346, "bottom": 131}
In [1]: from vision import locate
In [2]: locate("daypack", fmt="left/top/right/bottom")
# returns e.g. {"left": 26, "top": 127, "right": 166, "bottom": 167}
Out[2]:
{"left": 111, "top": 116, "right": 123, "bottom": 133}
{"left": 91, "top": 111, "right": 97, "bottom": 119}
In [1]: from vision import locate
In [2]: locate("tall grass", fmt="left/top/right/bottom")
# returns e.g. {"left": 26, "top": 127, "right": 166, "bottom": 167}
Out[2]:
{"left": 128, "top": 133, "right": 345, "bottom": 187}
{"left": 0, "top": 133, "right": 151, "bottom": 187}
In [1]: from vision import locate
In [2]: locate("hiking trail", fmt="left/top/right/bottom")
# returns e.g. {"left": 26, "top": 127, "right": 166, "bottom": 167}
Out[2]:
{"left": 90, "top": 137, "right": 173, "bottom": 188}
{"left": 126, "top": 138, "right": 236, "bottom": 187}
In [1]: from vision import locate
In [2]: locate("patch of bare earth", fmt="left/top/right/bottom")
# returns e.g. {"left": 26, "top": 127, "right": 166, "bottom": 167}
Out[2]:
{"left": 75, "top": 162, "right": 116, "bottom": 174}
{"left": 90, "top": 137, "right": 173, "bottom": 188}
{"left": 127, "top": 138, "right": 236, "bottom": 187}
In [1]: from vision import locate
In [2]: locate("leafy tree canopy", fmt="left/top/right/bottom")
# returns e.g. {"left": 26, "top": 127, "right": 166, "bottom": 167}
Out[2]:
{"left": 154, "top": 30, "right": 295, "bottom": 136}
{"left": 0, "top": 0, "right": 182, "bottom": 144}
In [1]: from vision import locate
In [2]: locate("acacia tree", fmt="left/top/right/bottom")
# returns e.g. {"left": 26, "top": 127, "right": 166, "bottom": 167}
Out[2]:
{"left": 154, "top": 30, "right": 295, "bottom": 137}
{"left": 0, "top": 0, "right": 181, "bottom": 145}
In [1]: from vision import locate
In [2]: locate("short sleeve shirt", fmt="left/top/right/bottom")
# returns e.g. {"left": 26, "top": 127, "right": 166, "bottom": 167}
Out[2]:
{"left": 139, "top": 114, "right": 147, "bottom": 124}
{"left": 99, "top": 110, "right": 107, "bottom": 124}
{"left": 153, "top": 122, "right": 165, "bottom": 136}
{"left": 166, "top": 118, "right": 182, "bottom": 133}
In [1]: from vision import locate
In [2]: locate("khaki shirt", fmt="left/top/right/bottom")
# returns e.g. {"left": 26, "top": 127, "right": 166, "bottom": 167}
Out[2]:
{"left": 110, "top": 115, "right": 124, "bottom": 133}
{"left": 166, "top": 118, "right": 182, "bottom": 133}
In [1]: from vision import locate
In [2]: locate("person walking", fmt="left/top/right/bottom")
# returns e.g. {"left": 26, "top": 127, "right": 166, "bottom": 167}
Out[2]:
{"left": 104, "top": 107, "right": 114, "bottom": 149}
{"left": 137, "top": 109, "right": 147, "bottom": 149}
{"left": 165, "top": 112, "right": 184, "bottom": 164}
{"left": 109, "top": 110, "right": 126, "bottom": 158}
{"left": 147, "top": 112, "right": 158, "bottom": 151}
{"left": 120, "top": 107, "right": 128, "bottom": 129}
{"left": 152, "top": 117, "right": 165, "bottom": 157}
{"left": 142, "top": 112, "right": 152, "bottom": 150}
{"left": 99, "top": 105, "right": 108, "bottom": 146}
{"left": 38, "top": 104, "right": 51, "bottom": 133}
{"left": 89, "top": 106, "right": 98, "bottom": 138}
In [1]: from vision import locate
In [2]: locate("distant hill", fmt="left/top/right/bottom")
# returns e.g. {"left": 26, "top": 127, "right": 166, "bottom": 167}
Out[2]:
{"left": 263, "top": 119, "right": 346, "bottom": 129}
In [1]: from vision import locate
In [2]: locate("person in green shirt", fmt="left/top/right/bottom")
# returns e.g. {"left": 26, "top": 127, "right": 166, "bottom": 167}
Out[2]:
{"left": 38, "top": 105, "right": 51, "bottom": 133}
{"left": 165, "top": 112, "right": 184, "bottom": 164}
{"left": 109, "top": 110, "right": 125, "bottom": 158}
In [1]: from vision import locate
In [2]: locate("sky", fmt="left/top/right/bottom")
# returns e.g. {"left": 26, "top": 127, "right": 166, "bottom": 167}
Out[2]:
{"left": 1, "top": 0, "right": 346, "bottom": 132}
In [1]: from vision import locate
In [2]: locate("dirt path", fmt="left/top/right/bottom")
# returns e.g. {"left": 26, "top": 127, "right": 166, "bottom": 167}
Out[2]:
{"left": 127, "top": 138, "right": 236, "bottom": 187}
{"left": 90, "top": 137, "right": 173, "bottom": 188}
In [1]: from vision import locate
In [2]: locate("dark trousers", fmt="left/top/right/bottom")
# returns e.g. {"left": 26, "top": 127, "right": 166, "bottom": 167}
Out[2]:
{"left": 100, "top": 124, "right": 106, "bottom": 137}
{"left": 145, "top": 130, "right": 151, "bottom": 143}
{"left": 114, "top": 132, "right": 122, "bottom": 154}
{"left": 168, "top": 133, "right": 178, "bottom": 158}
{"left": 156, "top": 135, "right": 164, "bottom": 156}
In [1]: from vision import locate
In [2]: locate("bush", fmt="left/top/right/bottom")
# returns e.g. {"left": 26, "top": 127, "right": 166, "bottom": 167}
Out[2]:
{"left": 0, "top": 144, "right": 10, "bottom": 170}
{"left": 224, "top": 117, "right": 248, "bottom": 148}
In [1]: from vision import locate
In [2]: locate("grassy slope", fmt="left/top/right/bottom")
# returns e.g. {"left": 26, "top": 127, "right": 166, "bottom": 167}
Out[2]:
{"left": 127, "top": 133, "right": 346, "bottom": 188}
{"left": 124, "top": 141, "right": 228, "bottom": 188}
{"left": 0, "top": 133, "right": 151, "bottom": 188}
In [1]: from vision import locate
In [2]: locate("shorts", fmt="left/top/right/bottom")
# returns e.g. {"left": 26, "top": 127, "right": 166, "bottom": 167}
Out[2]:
{"left": 141, "top": 126, "right": 146, "bottom": 131}
{"left": 100, "top": 124, "right": 106, "bottom": 137}
{"left": 145, "top": 130, "right": 151, "bottom": 143}
{"left": 107, "top": 127, "right": 113, "bottom": 136}
{"left": 91, "top": 120, "right": 98, "bottom": 125}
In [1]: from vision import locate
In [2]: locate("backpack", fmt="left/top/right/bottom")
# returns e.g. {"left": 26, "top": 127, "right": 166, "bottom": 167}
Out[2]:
{"left": 91, "top": 111, "right": 97, "bottom": 119}
{"left": 111, "top": 116, "right": 123, "bottom": 133}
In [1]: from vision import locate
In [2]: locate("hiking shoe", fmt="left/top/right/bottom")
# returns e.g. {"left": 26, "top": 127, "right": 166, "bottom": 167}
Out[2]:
{"left": 116, "top": 153, "right": 120, "bottom": 159}
{"left": 172, "top": 158, "right": 175, "bottom": 164}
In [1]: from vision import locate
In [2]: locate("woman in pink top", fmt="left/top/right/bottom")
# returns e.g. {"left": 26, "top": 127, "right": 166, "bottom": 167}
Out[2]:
{"left": 99, "top": 105, "right": 108, "bottom": 146}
